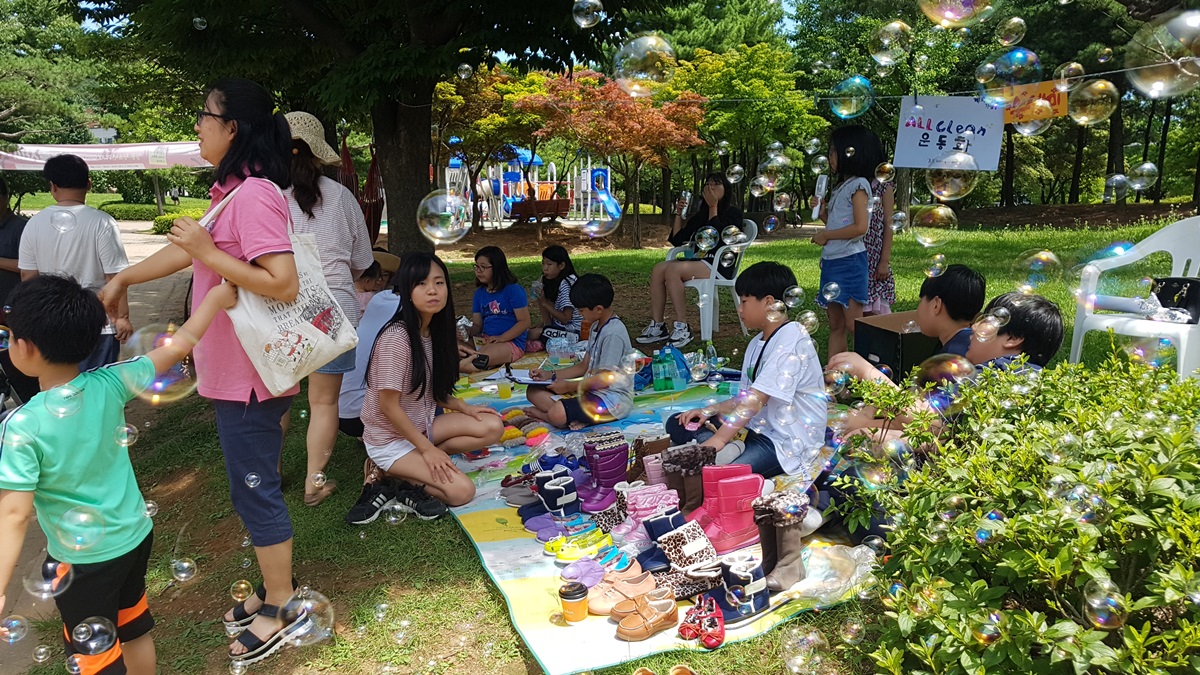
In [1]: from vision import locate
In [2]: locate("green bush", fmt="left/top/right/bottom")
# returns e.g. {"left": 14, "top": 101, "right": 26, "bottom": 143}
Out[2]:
{"left": 837, "top": 354, "right": 1200, "bottom": 674}
{"left": 101, "top": 202, "right": 183, "bottom": 221}
{"left": 151, "top": 211, "right": 206, "bottom": 235}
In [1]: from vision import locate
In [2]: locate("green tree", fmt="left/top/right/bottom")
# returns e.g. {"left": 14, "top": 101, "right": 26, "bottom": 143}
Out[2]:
{"left": 627, "top": 0, "right": 786, "bottom": 61}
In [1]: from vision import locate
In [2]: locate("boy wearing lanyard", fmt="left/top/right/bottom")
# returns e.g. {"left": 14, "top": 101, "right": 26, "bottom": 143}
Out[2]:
{"left": 671, "top": 262, "right": 826, "bottom": 479}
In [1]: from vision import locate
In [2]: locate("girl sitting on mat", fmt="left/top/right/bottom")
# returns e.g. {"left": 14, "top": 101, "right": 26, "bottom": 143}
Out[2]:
{"left": 461, "top": 245, "right": 531, "bottom": 373}
{"left": 362, "top": 251, "right": 504, "bottom": 508}
{"left": 527, "top": 244, "right": 582, "bottom": 352}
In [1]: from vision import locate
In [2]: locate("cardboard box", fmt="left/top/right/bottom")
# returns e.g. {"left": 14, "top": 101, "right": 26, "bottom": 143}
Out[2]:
{"left": 854, "top": 311, "right": 942, "bottom": 383}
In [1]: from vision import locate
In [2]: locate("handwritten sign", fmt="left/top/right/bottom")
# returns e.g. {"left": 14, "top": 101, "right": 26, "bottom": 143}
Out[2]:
{"left": 894, "top": 96, "right": 1004, "bottom": 171}
{"left": 1005, "top": 81, "right": 1068, "bottom": 123}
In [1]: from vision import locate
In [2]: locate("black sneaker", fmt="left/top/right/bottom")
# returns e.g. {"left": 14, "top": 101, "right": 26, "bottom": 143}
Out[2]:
{"left": 393, "top": 481, "right": 449, "bottom": 520}
{"left": 344, "top": 481, "right": 397, "bottom": 525}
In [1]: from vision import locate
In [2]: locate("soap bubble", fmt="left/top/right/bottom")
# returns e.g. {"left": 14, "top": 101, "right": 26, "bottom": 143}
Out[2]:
{"left": 868, "top": 196, "right": 882, "bottom": 214}
{"left": 763, "top": 215, "right": 780, "bottom": 233}
{"left": 707, "top": 372, "right": 724, "bottom": 390}
{"left": 914, "top": 353, "right": 974, "bottom": 414}
{"left": 783, "top": 286, "right": 805, "bottom": 309}
{"left": 572, "top": 0, "right": 604, "bottom": 29}
{"left": 804, "top": 138, "right": 821, "bottom": 155}
{"left": 142, "top": 500, "right": 157, "bottom": 517}
{"left": 44, "top": 383, "right": 83, "bottom": 417}
{"left": 245, "top": 473, "right": 261, "bottom": 488}
{"left": 869, "top": 20, "right": 913, "bottom": 66}
{"left": 798, "top": 310, "right": 819, "bottom": 333}
{"left": 829, "top": 75, "right": 875, "bottom": 119}
{"left": 773, "top": 193, "right": 792, "bottom": 211}
{"left": 416, "top": 190, "right": 470, "bottom": 245}
{"left": 690, "top": 363, "right": 709, "bottom": 381}
{"left": 281, "top": 586, "right": 336, "bottom": 647}
{"left": 725, "top": 164, "right": 745, "bottom": 183}
{"left": 171, "top": 558, "right": 197, "bottom": 583}
{"left": 310, "top": 472, "right": 327, "bottom": 488}
{"left": 918, "top": 0, "right": 997, "bottom": 28}
{"left": 694, "top": 226, "right": 719, "bottom": 252}
{"left": 911, "top": 205, "right": 956, "bottom": 248}
{"left": 838, "top": 620, "right": 865, "bottom": 645}
{"left": 975, "top": 62, "right": 996, "bottom": 83}
{"left": 820, "top": 282, "right": 841, "bottom": 302}
{"left": 902, "top": 320, "right": 920, "bottom": 334}
{"left": 115, "top": 424, "right": 138, "bottom": 447}
{"left": 766, "top": 140, "right": 785, "bottom": 156}
{"left": 23, "top": 557, "right": 73, "bottom": 600}
{"left": 890, "top": 211, "right": 908, "bottom": 233}
{"left": 1083, "top": 578, "right": 1127, "bottom": 629}
{"left": 876, "top": 63, "right": 894, "bottom": 77}
{"left": 811, "top": 156, "right": 830, "bottom": 175}
{"left": 32, "top": 644, "right": 52, "bottom": 662}
{"left": 1125, "top": 12, "right": 1200, "bottom": 99}
{"left": 582, "top": 217, "right": 620, "bottom": 239}
{"left": 926, "top": 151, "right": 980, "bottom": 200}
{"left": 1, "top": 615, "right": 29, "bottom": 643}
{"left": 385, "top": 503, "right": 407, "bottom": 525}
{"left": 749, "top": 175, "right": 774, "bottom": 198}
{"left": 914, "top": 53, "right": 930, "bottom": 71}
{"left": 51, "top": 210, "right": 77, "bottom": 234}
{"left": 1068, "top": 80, "right": 1119, "bottom": 126}
{"left": 971, "top": 612, "right": 1002, "bottom": 645}
{"left": 1097, "top": 47, "right": 1112, "bottom": 63}
{"left": 1104, "top": 173, "right": 1129, "bottom": 203}
{"left": 939, "top": 495, "right": 964, "bottom": 521}
{"left": 718, "top": 226, "right": 741, "bottom": 247}
{"left": 766, "top": 301, "right": 787, "bottom": 324}
{"left": 697, "top": 293, "right": 710, "bottom": 308}
{"left": 715, "top": 140, "right": 730, "bottom": 156}
{"left": 1, "top": 408, "right": 39, "bottom": 447}
{"left": 977, "top": 48, "right": 1042, "bottom": 109}
{"left": 230, "top": 579, "right": 254, "bottom": 602}
{"left": 1014, "top": 99, "right": 1055, "bottom": 136}
{"left": 1012, "top": 249, "right": 1062, "bottom": 294}
{"left": 56, "top": 507, "right": 105, "bottom": 552}
{"left": 997, "top": 16, "right": 1026, "bottom": 45}
{"left": 973, "top": 314, "right": 1002, "bottom": 343}
{"left": 192, "top": 17, "right": 208, "bottom": 30}
{"left": 613, "top": 34, "right": 676, "bottom": 98}
{"left": 119, "top": 323, "right": 201, "bottom": 404}
{"left": 71, "top": 617, "right": 116, "bottom": 655}
{"left": 923, "top": 254, "right": 947, "bottom": 278}
{"left": 619, "top": 350, "right": 643, "bottom": 375}
{"left": 1053, "top": 61, "right": 1086, "bottom": 92}
{"left": 875, "top": 162, "right": 896, "bottom": 183}
{"left": 456, "top": 63, "right": 473, "bottom": 80}
{"left": 845, "top": 147, "right": 856, "bottom": 158}
{"left": 1129, "top": 162, "right": 1159, "bottom": 191}
{"left": 576, "top": 371, "right": 625, "bottom": 422}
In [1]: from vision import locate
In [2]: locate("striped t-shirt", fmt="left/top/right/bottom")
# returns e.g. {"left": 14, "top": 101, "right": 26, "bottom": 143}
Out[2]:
{"left": 550, "top": 276, "right": 583, "bottom": 333}
{"left": 361, "top": 323, "right": 436, "bottom": 447}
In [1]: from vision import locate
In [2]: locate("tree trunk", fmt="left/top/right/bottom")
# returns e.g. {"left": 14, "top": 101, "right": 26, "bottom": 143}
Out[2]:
{"left": 1154, "top": 99, "right": 1173, "bottom": 205}
{"left": 373, "top": 84, "right": 435, "bottom": 255}
{"left": 1107, "top": 100, "right": 1126, "bottom": 205}
{"left": 1136, "top": 100, "right": 1156, "bottom": 203}
{"left": 1002, "top": 124, "right": 1015, "bottom": 208}
{"left": 896, "top": 168, "right": 912, "bottom": 219}
{"left": 151, "top": 173, "right": 164, "bottom": 216}
{"left": 1069, "top": 126, "right": 1088, "bottom": 204}
{"left": 468, "top": 164, "right": 484, "bottom": 232}
{"left": 660, "top": 166, "right": 671, "bottom": 219}
{"left": 632, "top": 165, "right": 643, "bottom": 249}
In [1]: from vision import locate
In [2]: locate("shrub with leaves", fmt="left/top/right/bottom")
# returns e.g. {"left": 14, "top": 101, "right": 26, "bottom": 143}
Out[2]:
{"left": 837, "top": 355, "right": 1200, "bottom": 674}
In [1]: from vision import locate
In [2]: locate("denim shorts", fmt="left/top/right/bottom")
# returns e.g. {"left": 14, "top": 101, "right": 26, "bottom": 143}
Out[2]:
{"left": 315, "top": 345, "right": 357, "bottom": 375}
{"left": 816, "top": 251, "right": 870, "bottom": 309}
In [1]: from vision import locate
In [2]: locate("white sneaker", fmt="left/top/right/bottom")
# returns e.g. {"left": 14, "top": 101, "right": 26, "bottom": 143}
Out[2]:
{"left": 636, "top": 321, "right": 668, "bottom": 344}
{"left": 669, "top": 323, "right": 693, "bottom": 348}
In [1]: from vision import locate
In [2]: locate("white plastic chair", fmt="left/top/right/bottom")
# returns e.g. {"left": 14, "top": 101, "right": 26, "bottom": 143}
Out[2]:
{"left": 665, "top": 219, "right": 759, "bottom": 342}
{"left": 1070, "top": 215, "right": 1200, "bottom": 381}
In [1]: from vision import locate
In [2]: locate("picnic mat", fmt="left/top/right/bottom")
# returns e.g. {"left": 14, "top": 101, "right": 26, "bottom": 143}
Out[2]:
{"left": 446, "top": 357, "right": 872, "bottom": 675}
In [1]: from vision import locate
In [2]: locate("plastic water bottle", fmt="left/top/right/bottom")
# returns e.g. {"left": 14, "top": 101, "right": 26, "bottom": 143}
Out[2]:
{"left": 651, "top": 350, "right": 664, "bottom": 391}
{"left": 662, "top": 344, "right": 684, "bottom": 391}
{"left": 705, "top": 341, "right": 719, "bottom": 371}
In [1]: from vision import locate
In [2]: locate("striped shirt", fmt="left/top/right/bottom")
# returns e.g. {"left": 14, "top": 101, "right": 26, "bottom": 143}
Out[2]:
{"left": 550, "top": 276, "right": 583, "bottom": 333}
{"left": 286, "top": 176, "right": 374, "bottom": 326}
{"left": 361, "top": 323, "right": 436, "bottom": 447}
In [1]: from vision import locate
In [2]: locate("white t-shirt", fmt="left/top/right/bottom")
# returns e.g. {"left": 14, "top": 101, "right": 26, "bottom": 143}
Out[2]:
{"left": 339, "top": 290, "right": 402, "bottom": 420}
{"left": 740, "top": 322, "right": 826, "bottom": 477}
{"left": 286, "top": 176, "right": 374, "bottom": 326}
{"left": 19, "top": 205, "right": 129, "bottom": 334}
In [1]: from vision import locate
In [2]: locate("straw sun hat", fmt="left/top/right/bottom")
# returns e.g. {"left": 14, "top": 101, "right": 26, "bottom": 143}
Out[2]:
{"left": 285, "top": 111, "right": 340, "bottom": 166}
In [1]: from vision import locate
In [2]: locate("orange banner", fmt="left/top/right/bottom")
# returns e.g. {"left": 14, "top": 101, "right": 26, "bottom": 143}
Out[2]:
{"left": 1004, "top": 81, "right": 1068, "bottom": 123}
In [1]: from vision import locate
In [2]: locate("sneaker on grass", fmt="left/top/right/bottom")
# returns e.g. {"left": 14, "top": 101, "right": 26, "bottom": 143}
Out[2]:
{"left": 345, "top": 481, "right": 397, "bottom": 526}
{"left": 393, "top": 481, "right": 449, "bottom": 520}
{"left": 636, "top": 321, "right": 668, "bottom": 344}
{"left": 669, "top": 322, "right": 693, "bottom": 348}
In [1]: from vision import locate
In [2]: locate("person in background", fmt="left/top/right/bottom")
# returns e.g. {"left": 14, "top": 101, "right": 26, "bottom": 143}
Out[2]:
{"left": 461, "top": 246, "right": 530, "bottom": 373}
{"left": 284, "top": 111, "right": 375, "bottom": 507}
{"left": 526, "top": 245, "right": 582, "bottom": 352}
{"left": 862, "top": 134, "right": 896, "bottom": 317}
{"left": 0, "top": 178, "right": 37, "bottom": 402}
{"left": 19, "top": 154, "right": 132, "bottom": 370}
{"left": 355, "top": 261, "right": 383, "bottom": 313}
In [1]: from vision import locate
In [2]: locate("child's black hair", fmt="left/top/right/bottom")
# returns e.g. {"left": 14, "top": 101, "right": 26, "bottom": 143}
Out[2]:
{"left": 984, "top": 291, "right": 1064, "bottom": 367}
{"left": 43, "top": 155, "right": 90, "bottom": 190}
{"left": 829, "top": 125, "right": 884, "bottom": 184}
{"left": 699, "top": 172, "right": 735, "bottom": 213}
{"left": 475, "top": 246, "right": 519, "bottom": 291}
{"left": 734, "top": 261, "right": 797, "bottom": 301}
{"left": 6, "top": 275, "right": 106, "bottom": 364}
{"left": 570, "top": 273, "right": 614, "bottom": 310}
{"left": 919, "top": 264, "right": 986, "bottom": 322}
{"left": 540, "top": 245, "right": 577, "bottom": 304}
{"left": 359, "top": 261, "right": 382, "bottom": 280}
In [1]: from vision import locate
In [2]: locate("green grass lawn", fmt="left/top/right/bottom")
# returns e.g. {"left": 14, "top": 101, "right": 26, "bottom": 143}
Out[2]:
{"left": 16, "top": 192, "right": 211, "bottom": 212}
{"left": 17, "top": 220, "right": 1175, "bottom": 674}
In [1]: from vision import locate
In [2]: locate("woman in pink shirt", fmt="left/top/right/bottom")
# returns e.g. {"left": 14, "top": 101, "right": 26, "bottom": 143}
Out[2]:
{"left": 100, "top": 79, "right": 304, "bottom": 665}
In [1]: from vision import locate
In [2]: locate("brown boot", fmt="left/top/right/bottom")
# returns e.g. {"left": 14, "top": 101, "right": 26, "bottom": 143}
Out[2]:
{"left": 752, "top": 495, "right": 778, "bottom": 576}
{"left": 661, "top": 443, "right": 716, "bottom": 518}
{"left": 764, "top": 491, "right": 810, "bottom": 591}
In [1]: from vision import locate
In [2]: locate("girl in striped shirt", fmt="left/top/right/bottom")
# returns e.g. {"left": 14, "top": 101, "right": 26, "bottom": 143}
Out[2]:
{"left": 527, "top": 245, "right": 582, "bottom": 351}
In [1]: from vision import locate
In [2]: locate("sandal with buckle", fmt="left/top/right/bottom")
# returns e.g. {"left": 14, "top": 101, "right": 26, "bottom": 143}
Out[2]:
{"left": 222, "top": 577, "right": 298, "bottom": 633}
{"left": 228, "top": 602, "right": 311, "bottom": 665}
{"left": 677, "top": 596, "right": 715, "bottom": 640}
{"left": 556, "top": 530, "right": 613, "bottom": 564}
{"left": 543, "top": 526, "right": 603, "bottom": 556}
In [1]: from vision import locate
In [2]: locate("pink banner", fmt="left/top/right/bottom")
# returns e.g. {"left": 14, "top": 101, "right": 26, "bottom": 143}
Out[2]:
{"left": 0, "top": 142, "right": 209, "bottom": 171}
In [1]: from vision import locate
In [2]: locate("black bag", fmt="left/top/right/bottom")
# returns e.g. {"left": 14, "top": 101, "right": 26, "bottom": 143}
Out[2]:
{"left": 1151, "top": 277, "right": 1200, "bottom": 324}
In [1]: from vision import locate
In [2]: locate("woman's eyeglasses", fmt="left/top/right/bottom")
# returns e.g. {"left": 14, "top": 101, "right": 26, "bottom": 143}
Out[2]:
{"left": 473, "top": 264, "right": 492, "bottom": 271}
{"left": 196, "top": 110, "right": 233, "bottom": 126}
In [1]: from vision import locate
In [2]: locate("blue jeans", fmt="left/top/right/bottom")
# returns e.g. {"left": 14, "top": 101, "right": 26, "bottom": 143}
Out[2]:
{"left": 663, "top": 414, "right": 784, "bottom": 478}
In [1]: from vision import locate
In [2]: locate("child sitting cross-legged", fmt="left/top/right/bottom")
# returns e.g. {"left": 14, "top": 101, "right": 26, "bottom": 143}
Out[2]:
{"left": 0, "top": 274, "right": 240, "bottom": 673}
{"left": 668, "top": 262, "right": 827, "bottom": 479}
{"left": 525, "top": 273, "right": 634, "bottom": 430}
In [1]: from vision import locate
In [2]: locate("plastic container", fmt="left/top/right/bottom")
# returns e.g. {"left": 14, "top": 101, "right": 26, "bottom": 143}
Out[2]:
{"left": 559, "top": 582, "right": 589, "bottom": 623}
{"left": 547, "top": 337, "right": 571, "bottom": 367}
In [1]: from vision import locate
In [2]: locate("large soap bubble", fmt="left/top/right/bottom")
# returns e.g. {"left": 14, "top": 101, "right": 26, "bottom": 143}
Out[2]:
{"left": 925, "top": 151, "right": 980, "bottom": 201}
{"left": 120, "top": 323, "right": 199, "bottom": 404}
{"left": 918, "top": 0, "right": 999, "bottom": 28}
{"left": 416, "top": 190, "right": 469, "bottom": 245}
{"left": 613, "top": 35, "right": 676, "bottom": 98}
{"left": 1053, "top": 62, "right": 1086, "bottom": 92}
{"left": 1125, "top": 11, "right": 1200, "bottom": 99}
{"left": 749, "top": 175, "right": 774, "bottom": 198}
{"left": 725, "top": 164, "right": 745, "bottom": 183}
{"left": 1014, "top": 99, "right": 1054, "bottom": 136}
{"left": 1129, "top": 162, "right": 1160, "bottom": 191}
{"left": 55, "top": 506, "right": 106, "bottom": 553}
{"left": 911, "top": 205, "right": 957, "bottom": 248}
{"left": 71, "top": 617, "right": 117, "bottom": 656}
{"left": 996, "top": 17, "right": 1026, "bottom": 46}
{"left": 1012, "top": 249, "right": 1062, "bottom": 294}
{"left": 869, "top": 21, "right": 913, "bottom": 66}
{"left": 914, "top": 353, "right": 975, "bottom": 415}
{"left": 280, "top": 586, "right": 336, "bottom": 647}
{"left": 829, "top": 75, "right": 875, "bottom": 120}
{"left": 575, "top": 371, "right": 628, "bottom": 422}
{"left": 1068, "top": 80, "right": 1119, "bottom": 126}
{"left": 572, "top": 0, "right": 604, "bottom": 29}
{"left": 976, "top": 48, "right": 1042, "bottom": 109}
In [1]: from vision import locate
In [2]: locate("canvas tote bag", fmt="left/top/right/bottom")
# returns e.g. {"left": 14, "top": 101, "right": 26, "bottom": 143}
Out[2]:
{"left": 200, "top": 183, "right": 358, "bottom": 396}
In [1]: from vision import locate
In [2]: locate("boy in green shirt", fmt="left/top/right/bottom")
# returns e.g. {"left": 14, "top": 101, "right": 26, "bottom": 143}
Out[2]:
{"left": 0, "top": 274, "right": 237, "bottom": 674}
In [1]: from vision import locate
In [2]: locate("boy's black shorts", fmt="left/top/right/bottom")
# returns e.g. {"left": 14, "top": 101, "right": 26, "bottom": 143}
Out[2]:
{"left": 48, "top": 531, "right": 155, "bottom": 674}
{"left": 560, "top": 393, "right": 607, "bottom": 426}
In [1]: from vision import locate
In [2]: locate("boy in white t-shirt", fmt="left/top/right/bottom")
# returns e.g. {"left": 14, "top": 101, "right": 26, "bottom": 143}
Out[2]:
{"left": 671, "top": 262, "right": 826, "bottom": 479}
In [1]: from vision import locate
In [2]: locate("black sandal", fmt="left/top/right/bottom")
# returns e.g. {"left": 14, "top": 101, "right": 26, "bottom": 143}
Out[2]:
{"left": 221, "top": 577, "right": 299, "bottom": 634}
{"left": 228, "top": 602, "right": 310, "bottom": 665}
